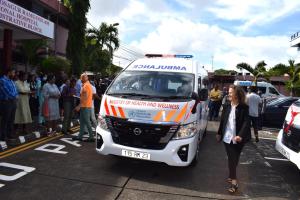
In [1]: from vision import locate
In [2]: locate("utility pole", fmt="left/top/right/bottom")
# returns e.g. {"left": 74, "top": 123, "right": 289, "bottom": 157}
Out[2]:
{"left": 211, "top": 55, "right": 214, "bottom": 71}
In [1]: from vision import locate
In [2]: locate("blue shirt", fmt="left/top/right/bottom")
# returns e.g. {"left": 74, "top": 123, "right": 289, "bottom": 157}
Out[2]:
{"left": 75, "top": 79, "right": 82, "bottom": 97}
{"left": 0, "top": 76, "right": 18, "bottom": 100}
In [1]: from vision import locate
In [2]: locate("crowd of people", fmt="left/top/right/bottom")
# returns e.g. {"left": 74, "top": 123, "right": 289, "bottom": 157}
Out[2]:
{"left": 0, "top": 68, "right": 112, "bottom": 143}
{"left": 209, "top": 84, "right": 263, "bottom": 139}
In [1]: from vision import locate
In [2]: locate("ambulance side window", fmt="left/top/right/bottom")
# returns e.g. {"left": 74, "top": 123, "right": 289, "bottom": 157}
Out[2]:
{"left": 198, "top": 77, "right": 208, "bottom": 101}
{"left": 269, "top": 87, "right": 279, "bottom": 95}
{"left": 198, "top": 77, "right": 201, "bottom": 90}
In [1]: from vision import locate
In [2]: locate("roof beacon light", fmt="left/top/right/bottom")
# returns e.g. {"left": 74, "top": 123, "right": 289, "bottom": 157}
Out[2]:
{"left": 145, "top": 54, "right": 193, "bottom": 58}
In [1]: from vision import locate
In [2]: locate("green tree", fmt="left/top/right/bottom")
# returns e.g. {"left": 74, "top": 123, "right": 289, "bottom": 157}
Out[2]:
{"left": 66, "top": 0, "right": 90, "bottom": 75}
{"left": 87, "top": 50, "right": 111, "bottom": 75}
{"left": 17, "top": 39, "right": 47, "bottom": 72}
{"left": 86, "top": 22, "right": 120, "bottom": 57}
{"left": 262, "top": 60, "right": 300, "bottom": 96}
{"left": 268, "top": 63, "right": 287, "bottom": 76}
{"left": 85, "top": 22, "right": 120, "bottom": 73}
{"left": 284, "top": 60, "right": 300, "bottom": 96}
{"left": 214, "top": 69, "right": 237, "bottom": 75}
{"left": 236, "top": 61, "right": 267, "bottom": 86}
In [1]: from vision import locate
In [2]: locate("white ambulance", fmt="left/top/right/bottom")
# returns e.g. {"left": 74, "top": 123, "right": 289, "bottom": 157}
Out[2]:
{"left": 234, "top": 81, "right": 283, "bottom": 98}
{"left": 96, "top": 54, "right": 209, "bottom": 166}
{"left": 276, "top": 100, "right": 300, "bottom": 169}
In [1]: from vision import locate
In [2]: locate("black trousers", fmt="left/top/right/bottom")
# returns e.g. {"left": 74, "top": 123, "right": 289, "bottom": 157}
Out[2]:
{"left": 209, "top": 100, "right": 221, "bottom": 120}
{"left": 0, "top": 99, "right": 17, "bottom": 141}
{"left": 224, "top": 142, "right": 244, "bottom": 179}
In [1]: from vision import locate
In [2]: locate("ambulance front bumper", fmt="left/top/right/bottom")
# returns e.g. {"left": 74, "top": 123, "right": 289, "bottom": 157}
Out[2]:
{"left": 95, "top": 126, "right": 198, "bottom": 167}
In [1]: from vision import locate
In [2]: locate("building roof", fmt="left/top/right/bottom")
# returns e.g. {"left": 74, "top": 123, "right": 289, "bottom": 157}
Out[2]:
{"left": 208, "top": 72, "right": 289, "bottom": 83}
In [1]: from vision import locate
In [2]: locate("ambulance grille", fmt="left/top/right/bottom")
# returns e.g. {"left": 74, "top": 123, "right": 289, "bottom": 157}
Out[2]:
{"left": 106, "top": 116, "right": 179, "bottom": 150}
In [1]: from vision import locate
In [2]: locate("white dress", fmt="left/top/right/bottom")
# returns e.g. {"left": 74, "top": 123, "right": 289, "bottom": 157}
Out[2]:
{"left": 15, "top": 80, "right": 32, "bottom": 124}
{"left": 42, "top": 83, "right": 60, "bottom": 121}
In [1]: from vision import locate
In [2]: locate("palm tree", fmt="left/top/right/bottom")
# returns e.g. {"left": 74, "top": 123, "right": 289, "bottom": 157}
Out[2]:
{"left": 86, "top": 22, "right": 120, "bottom": 58}
{"left": 285, "top": 60, "right": 300, "bottom": 96}
{"left": 263, "top": 60, "right": 300, "bottom": 96}
{"left": 236, "top": 61, "right": 267, "bottom": 86}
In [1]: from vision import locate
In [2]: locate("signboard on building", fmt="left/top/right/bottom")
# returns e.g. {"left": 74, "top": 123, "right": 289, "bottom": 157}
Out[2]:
{"left": 291, "top": 31, "right": 300, "bottom": 48}
{"left": 0, "top": 0, "right": 54, "bottom": 39}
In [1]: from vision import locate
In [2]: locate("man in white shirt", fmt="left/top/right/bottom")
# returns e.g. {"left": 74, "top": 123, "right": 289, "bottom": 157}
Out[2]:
{"left": 246, "top": 86, "right": 262, "bottom": 142}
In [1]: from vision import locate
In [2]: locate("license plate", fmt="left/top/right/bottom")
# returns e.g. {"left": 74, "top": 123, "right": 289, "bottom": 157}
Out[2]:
{"left": 279, "top": 146, "right": 290, "bottom": 160}
{"left": 121, "top": 150, "right": 150, "bottom": 160}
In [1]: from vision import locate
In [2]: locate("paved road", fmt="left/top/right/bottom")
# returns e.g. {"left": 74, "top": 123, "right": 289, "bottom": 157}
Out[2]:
{"left": 0, "top": 122, "right": 299, "bottom": 200}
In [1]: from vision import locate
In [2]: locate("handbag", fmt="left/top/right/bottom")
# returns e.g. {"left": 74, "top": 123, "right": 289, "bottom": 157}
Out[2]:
{"left": 42, "top": 98, "right": 49, "bottom": 118}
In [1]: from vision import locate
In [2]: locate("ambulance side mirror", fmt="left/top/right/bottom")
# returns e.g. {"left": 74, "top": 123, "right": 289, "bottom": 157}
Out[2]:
{"left": 191, "top": 92, "right": 199, "bottom": 114}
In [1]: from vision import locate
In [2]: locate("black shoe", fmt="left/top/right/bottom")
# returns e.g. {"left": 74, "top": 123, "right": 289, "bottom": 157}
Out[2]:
{"left": 85, "top": 138, "right": 95, "bottom": 142}
{"left": 228, "top": 183, "right": 238, "bottom": 194}
{"left": 62, "top": 131, "right": 70, "bottom": 135}
{"left": 255, "top": 137, "right": 259, "bottom": 143}
{"left": 72, "top": 136, "right": 83, "bottom": 141}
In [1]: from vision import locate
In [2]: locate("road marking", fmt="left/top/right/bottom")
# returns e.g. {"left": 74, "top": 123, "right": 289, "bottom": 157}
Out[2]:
{"left": 0, "top": 136, "right": 52, "bottom": 156}
{"left": 19, "top": 136, "right": 25, "bottom": 144}
{"left": 34, "top": 131, "right": 41, "bottom": 138}
{"left": 260, "top": 137, "right": 277, "bottom": 141}
{"left": 264, "top": 161, "right": 272, "bottom": 167}
{"left": 60, "top": 138, "right": 81, "bottom": 147}
{"left": 71, "top": 128, "right": 80, "bottom": 132}
{"left": 70, "top": 126, "right": 80, "bottom": 131}
{"left": 0, "top": 141, "right": 8, "bottom": 149}
{"left": 0, "top": 134, "right": 62, "bottom": 159}
{"left": 35, "top": 144, "right": 68, "bottom": 154}
{"left": 240, "top": 160, "right": 253, "bottom": 165}
{"left": 264, "top": 157, "right": 289, "bottom": 161}
{"left": 0, "top": 163, "right": 35, "bottom": 181}
{"left": 0, "top": 126, "right": 80, "bottom": 156}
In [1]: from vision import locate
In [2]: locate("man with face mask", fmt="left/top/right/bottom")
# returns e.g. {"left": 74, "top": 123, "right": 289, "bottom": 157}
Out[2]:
{"left": 0, "top": 69, "right": 18, "bottom": 142}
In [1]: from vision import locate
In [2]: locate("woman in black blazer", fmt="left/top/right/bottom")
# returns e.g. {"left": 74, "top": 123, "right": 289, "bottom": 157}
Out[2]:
{"left": 216, "top": 85, "right": 251, "bottom": 194}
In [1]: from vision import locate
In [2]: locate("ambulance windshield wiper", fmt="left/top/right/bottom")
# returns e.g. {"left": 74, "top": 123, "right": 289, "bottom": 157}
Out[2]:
{"left": 168, "top": 95, "right": 191, "bottom": 99}
{"left": 108, "top": 93, "right": 152, "bottom": 98}
{"left": 142, "top": 95, "right": 191, "bottom": 100}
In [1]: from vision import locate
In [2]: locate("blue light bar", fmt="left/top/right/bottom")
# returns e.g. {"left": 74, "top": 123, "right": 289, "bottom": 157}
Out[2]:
{"left": 238, "top": 81, "right": 252, "bottom": 86}
{"left": 175, "top": 55, "right": 193, "bottom": 58}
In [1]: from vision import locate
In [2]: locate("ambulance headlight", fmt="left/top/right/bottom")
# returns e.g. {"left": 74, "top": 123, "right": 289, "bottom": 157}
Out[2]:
{"left": 172, "top": 122, "right": 198, "bottom": 140}
{"left": 98, "top": 116, "right": 108, "bottom": 130}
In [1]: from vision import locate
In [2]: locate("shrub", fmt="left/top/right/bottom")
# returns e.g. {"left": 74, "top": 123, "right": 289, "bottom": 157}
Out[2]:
{"left": 41, "top": 56, "right": 71, "bottom": 74}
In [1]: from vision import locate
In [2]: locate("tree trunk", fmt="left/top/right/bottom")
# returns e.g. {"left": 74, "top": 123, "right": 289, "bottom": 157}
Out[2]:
{"left": 254, "top": 76, "right": 258, "bottom": 86}
{"left": 25, "top": 60, "right": 29, "bottom": 73}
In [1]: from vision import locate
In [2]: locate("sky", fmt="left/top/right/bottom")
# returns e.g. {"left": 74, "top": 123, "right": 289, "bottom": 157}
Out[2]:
{"left": 87, "top": 0, "right": 300, "bottom": 71}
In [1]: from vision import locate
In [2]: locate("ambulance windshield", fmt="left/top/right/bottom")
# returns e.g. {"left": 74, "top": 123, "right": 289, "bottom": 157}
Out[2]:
{"left": 107, "top": 71, "right": 194, "bottom": 99}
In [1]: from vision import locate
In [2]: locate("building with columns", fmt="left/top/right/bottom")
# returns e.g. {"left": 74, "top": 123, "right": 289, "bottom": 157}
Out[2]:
{"left": 0, "top": 0, "right": 69, "bottom": 71}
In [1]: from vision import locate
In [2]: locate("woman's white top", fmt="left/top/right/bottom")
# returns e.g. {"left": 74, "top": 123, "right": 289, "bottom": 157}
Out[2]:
{"left": 223, "top": 104, "right": 237, "bottom": 144}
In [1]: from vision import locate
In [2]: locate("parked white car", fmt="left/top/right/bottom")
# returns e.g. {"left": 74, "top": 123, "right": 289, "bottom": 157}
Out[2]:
{"left": 276, "top": 100, "right": 300, "bottom": 169}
